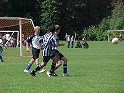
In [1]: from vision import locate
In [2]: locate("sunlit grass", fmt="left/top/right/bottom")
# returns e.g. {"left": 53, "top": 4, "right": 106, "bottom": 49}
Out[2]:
{"left": 0, "top": 41, "right": 124, "bottom": 93}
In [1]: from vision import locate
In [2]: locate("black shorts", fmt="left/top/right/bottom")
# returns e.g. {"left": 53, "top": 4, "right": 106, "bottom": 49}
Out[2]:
{"left": 50, "top": 49, "right": 64, "bottom": 60}
{"left": 43, "top": 50, "right": 64, "bottom": 62}
{"left": 42, "top": 56, "right": 51, "bottom": 63}
{"left": 42, "top": 52, "right": 56, "bottom": 62}
{"left": 32, "top": 47, "right": 40, "bottom": 60}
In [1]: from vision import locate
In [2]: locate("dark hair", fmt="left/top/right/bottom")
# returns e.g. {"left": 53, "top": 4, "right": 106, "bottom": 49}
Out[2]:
{"left": 50, "top": 25, "right": 60, "bottom": 33}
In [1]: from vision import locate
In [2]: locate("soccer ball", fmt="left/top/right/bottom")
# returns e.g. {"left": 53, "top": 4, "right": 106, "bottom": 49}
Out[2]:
{"left": 112, "top": 38, "right": 119, "bottom": 45}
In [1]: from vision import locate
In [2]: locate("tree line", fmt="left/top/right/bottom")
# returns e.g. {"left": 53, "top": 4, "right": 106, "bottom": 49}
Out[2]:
{"left": 0, "top": 0, "right": 124, "bottom": 40}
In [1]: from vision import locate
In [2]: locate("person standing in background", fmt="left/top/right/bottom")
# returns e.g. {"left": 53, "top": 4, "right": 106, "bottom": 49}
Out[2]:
{"left": 67, "top": 35, "right": 70, "bottom": 48}
{"left": 71, "top": 35, "right": 74, "bottom": 48}
{"left": 64, "top": 33, "right": 68, "bottom": 41}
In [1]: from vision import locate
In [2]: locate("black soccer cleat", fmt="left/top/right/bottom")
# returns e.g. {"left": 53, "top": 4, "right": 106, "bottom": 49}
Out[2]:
{"left": 30, "top": 70, "right": 36, "bottom": 76}
{"left": 51, "top": 72, "right": 58, "bottom": 76}
{"left": 47, "top": 71, "right": 58, "bottom": 77}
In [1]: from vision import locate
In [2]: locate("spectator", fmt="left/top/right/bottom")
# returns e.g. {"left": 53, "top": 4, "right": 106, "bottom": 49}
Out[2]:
{"left": 71, "top": 35, "right": 74, "bottom": 48}
{"left": 67, "top": 35, "right": 70, "bottom": 48}
{"left": 64, "top": 33, "right": 68, "bottom": 41}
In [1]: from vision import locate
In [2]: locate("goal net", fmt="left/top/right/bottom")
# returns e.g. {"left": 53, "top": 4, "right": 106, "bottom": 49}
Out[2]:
{"left": 0, "top": 31, "right": 19, "bottom": 47}
{"left": 0, "top": 17, "right": 34, "bottom": 57}
{"left": 107, "top": 30, "right": 124, "bottom": 42}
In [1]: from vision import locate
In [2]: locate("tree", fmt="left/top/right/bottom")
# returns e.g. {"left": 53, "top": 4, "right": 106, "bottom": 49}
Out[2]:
{"left": 59, "top": 0, "right": 112, "bottom": 38}
{"left": 0, "top": 0, "right": 8, "bottom": 16}
{"left": 40, "top": 0, "right": 61, "bottom": 33}
{"left": 109, "top": 0, "right": 124, "bottom": 29}
{"left": 0, "top": 0, "right": 116, "bottom": 40}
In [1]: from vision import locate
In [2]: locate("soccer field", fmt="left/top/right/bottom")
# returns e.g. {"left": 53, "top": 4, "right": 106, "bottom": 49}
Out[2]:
{"left": 0, "top": 41, "right": 124, "bottom": 93}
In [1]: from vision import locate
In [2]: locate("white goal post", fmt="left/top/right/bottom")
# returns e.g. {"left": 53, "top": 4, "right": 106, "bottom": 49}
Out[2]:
{"left": 107, "top": 30, "right": 124, "bottom": 42}
{"left": 0, "top": 17, "right": 34, "bottom": 57}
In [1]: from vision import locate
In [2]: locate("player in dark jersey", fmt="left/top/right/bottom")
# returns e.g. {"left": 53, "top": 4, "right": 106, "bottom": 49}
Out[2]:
{"left": 47, "top": 25, "right": 69, "bottom": 77}
{"left": 24, "top": 26, "right": 43, "bottom": 72}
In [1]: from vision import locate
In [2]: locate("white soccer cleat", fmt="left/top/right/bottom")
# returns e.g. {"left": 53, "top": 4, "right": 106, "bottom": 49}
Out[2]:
{"left": 63, "top": 73, "right": 69, "bottom": 76}
{"left": 39, "top": 69, "right": 45, "bottom": 73}
{"left": 24, "top": 69, "right": 29, "bottom": 73}
{"left": 47, "top": 71, "right": 51, "bottom": 77}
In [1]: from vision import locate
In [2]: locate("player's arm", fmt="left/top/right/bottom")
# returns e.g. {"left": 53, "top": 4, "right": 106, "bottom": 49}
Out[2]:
{"left": 40, "top": 41, "right": 43, "bottom": 50}
{"left": 53, "top": 35, "right": 64, "bottom": 46}
{"left": 26, "top": 41, "right": 30, "bottom": 52}
{"left": 39, "top": 36, "right": 43, "bottom": 50}
{"left": 40, "top": 43, "right": 43, "bottom": 50}
{"left": 57, "top": 37, "right": 64, "bottom": 46}
{"left": 51, "top": 37, "right": 64, "bottom": 47}
{"left": 26, "top": 36, "right": 33, "bottom": 52}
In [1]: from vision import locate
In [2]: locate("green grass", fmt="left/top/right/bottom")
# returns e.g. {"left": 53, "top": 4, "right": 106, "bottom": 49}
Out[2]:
{"left": 0, "top": 41, "right": 124, "bottom": 93}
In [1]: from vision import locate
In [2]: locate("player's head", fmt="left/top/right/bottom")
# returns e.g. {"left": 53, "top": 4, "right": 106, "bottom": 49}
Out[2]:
{"left": 55, "top": 25, "right": 60, "bottom": 33}
{"left": 50, "top": 25, "right": 60, "bottom": 34}
{"left": 34, "top": 26, "right": 40, "bottom": 35}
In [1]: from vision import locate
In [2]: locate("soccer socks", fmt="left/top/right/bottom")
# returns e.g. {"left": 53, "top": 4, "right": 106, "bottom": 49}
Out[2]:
{"left": 25, "top": 63, "right": 32, "bottom": 70}
{"left": 30, "top": 65, "right": 42, "bottom": 76}
{"left": 34, "top": 65, "right": 42, "bottom": 72}
{"left": 54, "top": 67, "right": 59, "bottom": 71}
{"left": 50, "top": 63, "right": 56, "bottom": 73}
{"left": 36, "top": 64, "right": 39, "bottom": 67}
{"left": 63, "top": 64, "right": 67, "bottom": 74}
{"left": 0, "top": 56, "right": 4, "bottom": 62}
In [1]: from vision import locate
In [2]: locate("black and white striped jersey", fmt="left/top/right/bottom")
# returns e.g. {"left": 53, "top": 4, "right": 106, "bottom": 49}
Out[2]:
{"left": 42, "top": 32, "right": 57, "bottom": 56}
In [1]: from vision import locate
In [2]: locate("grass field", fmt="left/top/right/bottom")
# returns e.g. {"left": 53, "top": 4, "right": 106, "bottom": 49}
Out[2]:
{"left": 0, "top": 41, "right": 124, "bottom": 93}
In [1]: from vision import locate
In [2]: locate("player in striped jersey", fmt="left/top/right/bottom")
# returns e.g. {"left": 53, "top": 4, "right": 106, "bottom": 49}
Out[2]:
{"left": 24, "top": 26, "right": 45, "bottom": 73}
{"left": 47, "top": 25, "right": 69, "bottom": 77}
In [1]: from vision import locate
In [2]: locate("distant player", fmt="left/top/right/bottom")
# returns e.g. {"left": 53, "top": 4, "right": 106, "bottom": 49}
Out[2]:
{"left": 71, "top": 35, "right": 74, "bottom": 48}
{"left": 4, "top": 33, "right": 10, "bottom": 48}
{"left": 24, "top": 26, "right": 45, "bottom": 73}
{"left": 82, "top": 36, "right": 89, "bottom": 48}
{"left": 0, "top": 38, "right": 4, "bottom": 62}
{"left": 67, "top": 35, "right": 70, "bottom": 48}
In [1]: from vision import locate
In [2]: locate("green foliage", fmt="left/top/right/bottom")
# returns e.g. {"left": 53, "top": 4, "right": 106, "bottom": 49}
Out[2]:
{"left": 40, "top": 0, "right": 61, "bottom": 32}
{"left": 97, "top": 18, "right": 110, "bottom": 41}
{"left": 84, "top": 26, "right": 98, "bottom": 41}
{"left": 1, "top": 0, "right": 124, "bottom": 40}
{"left": 84, "top": 0, "right": 124, "bottom": 41}
{"left": 84, "top": 18, "right": 110, "bottom": 41}
{"left": 109, "top": 0, "right": 124, "bottom": 30}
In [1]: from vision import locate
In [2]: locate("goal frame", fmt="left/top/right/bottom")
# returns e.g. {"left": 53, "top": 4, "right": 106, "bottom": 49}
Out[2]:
{"left": 107, "top": 30, "right": 124, "bottom": 42}
{"left": 0, "top": 17, "right": 34, "bottom": 57}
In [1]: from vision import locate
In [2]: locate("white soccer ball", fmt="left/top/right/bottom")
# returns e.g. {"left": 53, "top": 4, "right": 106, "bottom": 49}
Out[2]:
{"left": 112, "top": 38, "right": 119, "bottom": 45}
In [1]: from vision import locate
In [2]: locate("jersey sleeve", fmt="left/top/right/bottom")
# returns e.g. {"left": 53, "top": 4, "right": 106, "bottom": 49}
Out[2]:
{"left": 39, "top": 36, "right": 43, "bottom": 43}
{"left": 51, "top": 36, "right": 57, "bottom": 47}
{"left": 26, "top": 35, "right": 35, "bottom": 43}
